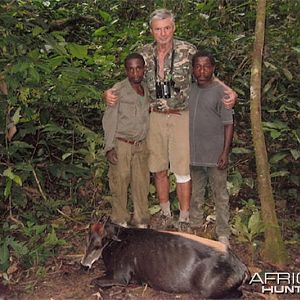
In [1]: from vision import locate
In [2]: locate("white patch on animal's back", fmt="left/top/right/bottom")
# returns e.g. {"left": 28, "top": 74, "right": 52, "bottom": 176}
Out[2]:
{"left": 160, "top": 230, "right": 227, "bottom": 253}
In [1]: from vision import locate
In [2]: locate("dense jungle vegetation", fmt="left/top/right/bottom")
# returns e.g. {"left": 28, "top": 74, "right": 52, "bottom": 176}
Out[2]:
{"left": 0, "top": 0, "right": 299, "bottom": 284}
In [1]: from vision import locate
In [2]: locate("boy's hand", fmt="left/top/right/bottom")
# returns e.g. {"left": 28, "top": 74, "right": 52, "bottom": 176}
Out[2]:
{"left": 106, "top": 148, "right": 118, "bottom": 164}
{"left": 217, "top": 152, "right": 229, "bottom": 170}
{"left": 104, "top": 88, "right": 119, "bottom": 106}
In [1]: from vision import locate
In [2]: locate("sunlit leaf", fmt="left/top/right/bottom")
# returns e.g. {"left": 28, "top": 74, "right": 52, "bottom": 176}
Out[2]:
{"left": 32, "top": 26, "right": 44, "bottom": 37}
{"left": 11, "top": 107, "right": 21, "bottom": 124}
{"left": 292, "top": 46, "right": 300, "bottom": 53}
{"left": 290, "top": 149, "right": 300, "bottom": 160}
{"left": 99, "top": 10, "right": 112, "bottom": 22}
{"left": 62, "top": 153, "right": 72, "bottom": 160}
{"left": 282, "top": 68, "right": 293, "bottom": 81}
{"left": 262, "top": 121, "right": 289, "bottom": 130}
{"left": 149, "top": 205, "right": 161, "bottom": 216}
{"left": 232, "top": 147, "right": 252, "bottom": 154}
{"left": 67, "top": 43, "right": 88, "bottom": 60}
{"left": 264, "top": 61, "right": 277, "bottom": 71}
{"left": 293, "top": 130, "right": 300, "bottom": 144}
{"left": 271, "top": 170, "right": 290, "bottom": 177}
{"left": 269, "top": 152, "right": 288, "bottom": 164}
{"left": 248, "top": 211, "right": 264, "bottom": 237}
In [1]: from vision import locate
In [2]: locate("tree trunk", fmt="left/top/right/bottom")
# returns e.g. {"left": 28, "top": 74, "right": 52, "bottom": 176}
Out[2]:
{"left": 250, "top": 0, "right": 288, "bottom": 265}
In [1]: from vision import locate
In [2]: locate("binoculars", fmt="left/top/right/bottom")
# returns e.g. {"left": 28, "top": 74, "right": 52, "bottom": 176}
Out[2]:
{"left": 155, "top": 80, "right": 174, "bottom": 99}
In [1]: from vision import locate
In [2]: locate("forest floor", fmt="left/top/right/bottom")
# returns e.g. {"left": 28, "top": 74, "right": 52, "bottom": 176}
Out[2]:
{"left": 1, "top": 200, "right": 300, "bottom": 300}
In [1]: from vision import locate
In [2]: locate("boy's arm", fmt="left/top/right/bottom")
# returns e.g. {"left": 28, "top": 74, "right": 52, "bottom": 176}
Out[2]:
{"left": 102, "top": 101, "right": 120, "bottom": 164}
{"left": 217, "top": 123, "right": 234, "bottom": 170}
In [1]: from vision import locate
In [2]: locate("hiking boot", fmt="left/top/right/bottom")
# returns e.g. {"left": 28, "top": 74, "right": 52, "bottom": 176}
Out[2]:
{"left": 177, "top": 221, "right": 192, "bottom": 233}
{"left": 161, "top": 214, "right": 174, "bottom": 229}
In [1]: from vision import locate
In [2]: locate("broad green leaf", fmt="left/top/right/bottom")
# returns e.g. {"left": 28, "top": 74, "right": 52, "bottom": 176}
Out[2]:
{"left": 8, "top": 239, "right": 28, "bottom": 256}
{"left": 244, "top": 177, "right": 255, "bottom": 189}
{"left": 3, "top": 168, "right": 14, "bottom": 179}
{"left": 10, "top": 61, "right": 30, "bottom": 74}
{"left": 10, "top": 141, "right": 34, "bottom": 149}
{"left": 292, "top": 47, "right": 300, "bottom": 53}
{"left": 233, "top": 87, "right": 245, "bottom": 96}
{"left": 149, "top": 183, "right": 156, "bottom": 194}
{"left": 12, "top": 107, "right": 21, "bottom": 124}
{"left": 99, "top": 10, "right": 112, "bottom": 22}
{"left": 269, "top": 152, "right": 288, "bottom": 164}
{"left": 264, "top": 61, "right": 277, "bottom": 71}
{"left": 271, "top": 170, "right": 290, "bottom": 177}
{"left": 196, "top": 3, "right": 206, "bottom": 9}
{"left": 0, "top": 243, "right": 9, "bottom": 271}
{"left": 290, "top": 149, "right": 300, "bottom": 160}
{"left": 92, "top": 26, "right": 107, "bottom": 37}
{"left": 43, "top": 35, "right": 68, "bottom": 56}
{"left": 12, "top": 175, "right": 22, "bottom": 186}
{"left": 248, "top": 211, "right": 264, "bottom": 237}
{"left": 34, "top": 224, "right": 47, "bottom": 235}
{"left": 0, "top": 242, "right": 9, "bottom": 265}
{"left": 227, "top": 169, "right": 243, "bottom": 196}
{"left": 232, "top": 147, "right": 252, "bottom": 154}
{"left": 67, "top": 43, "right": 88, "bottom": 60}
{"left": 4, "top": 178, "right": 12, "bottom": 198}
{"left": 282, "top": 68, "right": 293, "bottom": 81}
{"left": 262, "top": 121, "right": 288, "bottom": 130}
{"left": 27, "top": 67, "right": 40, "bottom": 83}
{"left": 42, "top": 123, "right": 70, "bottom": 134}
{"left": 32, "top": 26, "right": 44, "bottom": 37}
{"left": 15, "top": 163, "right": 33, "bottom": 172}
{"left": 48, "top": 56, "right": 66, "bottom": 70}
{"left": 269, "top": 129, "right": 281, "bottom": 139}
{"left": 293, "top": 130, "right": 300, "bottom": 144}
{"left": 44, "top": 228, "right": 66, "bottom": 247}
{"left": 62, "top": 153, "right": 72, "bottom": 160}
{"left": 19, "top": 87, "right": 30, "bottom": 103}
{"left": 149, "top": 205, "right": 161, "bottom": 216}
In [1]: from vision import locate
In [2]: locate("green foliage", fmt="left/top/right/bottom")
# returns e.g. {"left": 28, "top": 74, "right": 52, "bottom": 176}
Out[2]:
{"left": 232, "top": 199, "right": 265, "bottom": 243}
{"left": 231, "top": 198, "right": 266, "bottom": 263}
{"left": 0, "top": 221, "right": 66, "bottom": 273}
{"left": 0, "top": 0, "right": 299, "bottom": 275}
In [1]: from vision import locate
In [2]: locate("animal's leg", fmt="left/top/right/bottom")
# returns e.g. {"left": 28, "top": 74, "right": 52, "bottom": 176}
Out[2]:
{"left": 91, "top": 275, "right": 127, "bottom": 288}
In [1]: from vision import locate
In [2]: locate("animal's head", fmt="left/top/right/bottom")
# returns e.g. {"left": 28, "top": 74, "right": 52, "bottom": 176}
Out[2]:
{"left": 80, "top": 216, "right": 120, "bottom": 268}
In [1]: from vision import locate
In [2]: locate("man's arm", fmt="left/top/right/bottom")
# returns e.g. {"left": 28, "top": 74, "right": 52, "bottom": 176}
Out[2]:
{"left": 214, "top": 78, "right": 237, "bottom": 109}
{"left": 217, "top": 123, "right": 234, "bottom": 170}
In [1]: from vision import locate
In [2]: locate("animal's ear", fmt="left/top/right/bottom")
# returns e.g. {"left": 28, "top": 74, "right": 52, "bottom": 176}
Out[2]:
{"left": 90, "top": 223, "right": 105, "bottom": 236}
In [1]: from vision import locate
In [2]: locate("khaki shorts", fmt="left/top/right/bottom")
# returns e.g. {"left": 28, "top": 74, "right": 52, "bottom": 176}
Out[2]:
{"left": 147, "top": 110, "right": 190, "bottom": 176}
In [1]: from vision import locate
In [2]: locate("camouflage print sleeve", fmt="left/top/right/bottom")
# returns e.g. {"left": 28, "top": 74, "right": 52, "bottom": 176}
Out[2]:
{"left": 170, "top": 40, "right": 197, "bottom": 110}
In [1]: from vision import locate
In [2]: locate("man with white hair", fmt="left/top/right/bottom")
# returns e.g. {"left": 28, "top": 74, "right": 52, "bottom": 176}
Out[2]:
{"left": 104, "top": 9, "right": 236, "bottom": 230}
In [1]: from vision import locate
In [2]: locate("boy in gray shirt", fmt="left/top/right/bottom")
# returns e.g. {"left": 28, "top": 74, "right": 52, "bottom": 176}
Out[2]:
{"left": 189, "top": 50, "right": 234, "bottom": 246}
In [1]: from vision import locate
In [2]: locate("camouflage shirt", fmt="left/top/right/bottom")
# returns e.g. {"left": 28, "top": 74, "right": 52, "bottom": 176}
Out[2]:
{"left": 138, "top": 39, "right": 197, "bottom": 111}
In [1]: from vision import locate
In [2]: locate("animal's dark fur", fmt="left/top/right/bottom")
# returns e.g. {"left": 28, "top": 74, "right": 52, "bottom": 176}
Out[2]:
{"left": 81, "top": 217, "right": 249, "bottom": 299}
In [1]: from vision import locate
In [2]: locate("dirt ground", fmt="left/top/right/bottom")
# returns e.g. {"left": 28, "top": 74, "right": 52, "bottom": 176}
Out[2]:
{"left": 1, "top": 215, "right": 300, "bottom": 300}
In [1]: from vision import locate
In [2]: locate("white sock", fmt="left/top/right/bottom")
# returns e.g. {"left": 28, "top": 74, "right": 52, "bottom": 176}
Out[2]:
{"left": 179, "top": 210, "right": 190, "bottom": 222}
{"left": 160, "top": 201, "right": 171, "bottom": 217}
